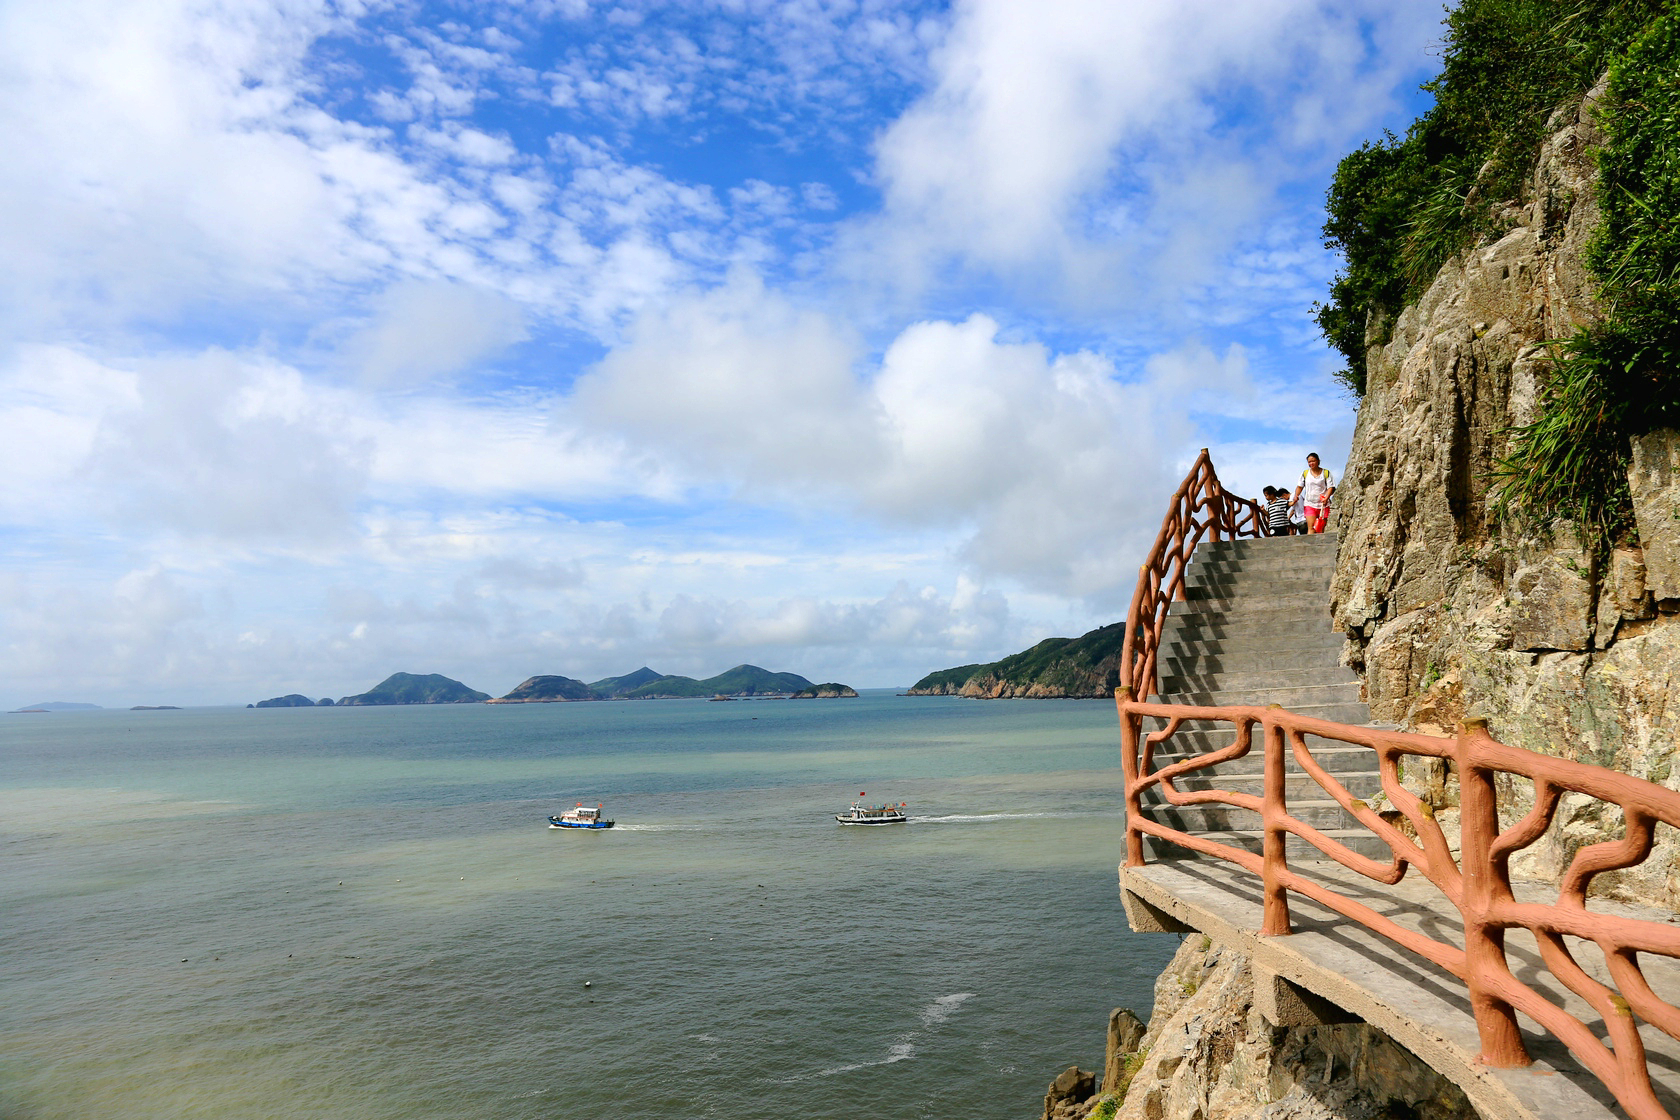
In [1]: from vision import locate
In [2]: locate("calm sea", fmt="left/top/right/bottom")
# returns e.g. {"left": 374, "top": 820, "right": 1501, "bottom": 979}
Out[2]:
{"left": 0, "top": 692, "right": 1176, "bottom": 1119}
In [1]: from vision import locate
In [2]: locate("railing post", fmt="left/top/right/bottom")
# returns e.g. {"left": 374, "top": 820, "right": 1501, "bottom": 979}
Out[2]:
{"left": 1458, "top": 719, "right": 1531, "bottom": 1068}
{"left": 1261, "top": 710, "right": 1291, "bottom": 935}
{"left": 1119, "top": 688, "right": 1145, "bottom": 868}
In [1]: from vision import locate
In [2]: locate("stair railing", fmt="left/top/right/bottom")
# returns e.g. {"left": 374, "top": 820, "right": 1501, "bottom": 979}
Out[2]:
{"left": 1118, "top": 452, "right": 1680, "bottom": 1120}
{"left": 1118, "top": 447, "right": 1266, "bottom": 702}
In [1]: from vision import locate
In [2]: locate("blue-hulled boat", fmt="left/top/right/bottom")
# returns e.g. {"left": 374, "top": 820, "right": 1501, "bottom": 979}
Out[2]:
{"left": 549, "top": 803, "right": 615, "bottom": 829}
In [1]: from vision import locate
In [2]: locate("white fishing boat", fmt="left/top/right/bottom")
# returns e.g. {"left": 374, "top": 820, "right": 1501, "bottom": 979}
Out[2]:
{"left": 835, "top": 794, "right": 908, "bottom": 826}
{"left": 548, "top": 803, "right": 615, "bottom": 829}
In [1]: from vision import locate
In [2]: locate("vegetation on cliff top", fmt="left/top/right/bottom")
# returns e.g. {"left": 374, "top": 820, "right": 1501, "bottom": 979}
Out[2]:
{"left": 1316, "top": 0, "right": 1665, "bottom": 395}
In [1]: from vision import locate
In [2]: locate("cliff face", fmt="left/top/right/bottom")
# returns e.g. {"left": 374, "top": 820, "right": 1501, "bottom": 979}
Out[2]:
{"left": 1329, "top": 80, "right": 1680, "bottom": 908}
{"left": 1107, "top": 937, "right": 1473, "bottom": 1120}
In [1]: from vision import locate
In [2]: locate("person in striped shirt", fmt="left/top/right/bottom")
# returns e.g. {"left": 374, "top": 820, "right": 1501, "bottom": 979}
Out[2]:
{"left": 1263, "top": 486, "right": 1293, "bottom": 536}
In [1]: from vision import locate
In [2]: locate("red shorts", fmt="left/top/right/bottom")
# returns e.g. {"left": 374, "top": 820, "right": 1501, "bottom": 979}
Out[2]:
{"left": 1304, "top": 505, "right": 1327, "bottom": 532}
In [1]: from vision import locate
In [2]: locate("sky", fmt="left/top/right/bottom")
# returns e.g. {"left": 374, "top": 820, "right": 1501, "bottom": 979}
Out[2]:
{"left": 0, "top": 0, "right": 1444, "bottom": 707}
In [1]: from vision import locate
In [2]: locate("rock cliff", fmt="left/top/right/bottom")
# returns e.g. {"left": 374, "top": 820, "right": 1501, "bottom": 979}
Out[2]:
{"left": 1328, "top": 79, "right": 1680, "bottom": 909}
{"left": 1093, "top": 937, "right": 1474, "bottom": 1120}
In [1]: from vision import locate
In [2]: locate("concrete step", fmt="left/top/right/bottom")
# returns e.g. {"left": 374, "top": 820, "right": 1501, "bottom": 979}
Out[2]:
{"left": 1159, "top": 635, "right": 1346, "bottom": 659}
{"left": 1142, "top": 735, "right": 1373, "bottom": 763}
{"left": 1159, "top": 667, "right": 1360, "bottom": 694}
{"left": 1140, "top": 751, "right": 1379, "bottom": 786}
{"left": 1201, "top": 533, "right": 1338, "bottom": 555}
{"left": 1159, "top": 682, "right": 1362, "bottom": 708}
{"left": 1138, "top": 827, "right": 1392, "bottom": 862}
{"left": 1161, "top": 624, "right": 1343, "bottom": 646}
{"left": 1139, "top": 700, "right": 1372, "bottom": 726}
{"left": 1185, "top": 575, "right": 1338, "bottom": 596}
{"left": 1161, "top": 647, "right": 1350, "bottom": 673}
{"left": 1164, "top": 615, "right": 1339, "bottom": 636}
{"left": 1167, "top": 600, "right": 1337, "bottom": 624}
{"left": 1135, "top": 798, "right": 1363, "bottom": 831}
{"left": 1189, "top": 552, "right": 1338, "bottom": 574}
{"left": 1153, "top": 770, "right": 1385, "bottom": 800}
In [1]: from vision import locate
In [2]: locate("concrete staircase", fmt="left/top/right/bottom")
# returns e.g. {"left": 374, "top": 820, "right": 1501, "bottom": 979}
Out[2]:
{"left": 1137, "top": 533, "right": 1389, "bottom": 861}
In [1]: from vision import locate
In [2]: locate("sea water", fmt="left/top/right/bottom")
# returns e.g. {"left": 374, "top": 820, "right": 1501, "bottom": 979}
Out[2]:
{"left": 0, "top": 692, "right": 1178, "bottom": 1119}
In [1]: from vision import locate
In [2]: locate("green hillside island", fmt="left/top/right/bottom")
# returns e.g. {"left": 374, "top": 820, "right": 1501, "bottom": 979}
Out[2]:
{"left": 907, "top": 622, "right": 1126, "bottom": 699}
{"left": 337, "top": 673, "right": 491, "bottom": 705}
{"left": 620, "top": 664, "right": 814, "bottom": 699}
{"left": 487, "top": 674, "right": 598, "bottom": 703}
{"left": 487, "top": 664, "right": 847, "bottom": 702}
{"left": 587, "top": 666, "right": 667, "bottom": 697}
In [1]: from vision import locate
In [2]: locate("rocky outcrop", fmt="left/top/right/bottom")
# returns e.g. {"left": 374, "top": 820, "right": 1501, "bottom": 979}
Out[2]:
{"left": 1041, "top": 1065, "right": 1097, "bottom": 1120}
{"left": 1328, "top": 79, "right": 1680, "bottom": 909}
{"left": 1102, "top": 937, "right": 1473, "bottom": 1120}
{"left": 789, "top": 683, "right": 858, "bottom": 698}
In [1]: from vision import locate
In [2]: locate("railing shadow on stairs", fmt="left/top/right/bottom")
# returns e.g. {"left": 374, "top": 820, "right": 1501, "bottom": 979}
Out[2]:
{"left": 1118, "top": 449, "right": 1680, "bottom": 1120}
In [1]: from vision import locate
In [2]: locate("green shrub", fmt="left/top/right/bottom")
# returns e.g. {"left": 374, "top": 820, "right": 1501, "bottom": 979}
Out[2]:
{"left": 1088, "top": 1096, "right": 1121, "bottom": 1120}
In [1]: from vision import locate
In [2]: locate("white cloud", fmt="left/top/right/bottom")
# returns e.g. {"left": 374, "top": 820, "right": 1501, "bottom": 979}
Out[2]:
{"left": 572, "top": 280, "right": 1239, "bottom": 596}
{"left": 572, "top": 274, "right": 882, "bottom": 482}
{"left": 856, "top": 0, "right": 1439, "bottom": 308}
{"left": 351, "top": 280, "right": 528, "bottom": 385}
{"left": 86, "top": 350, "right": 372, "bottom": 546}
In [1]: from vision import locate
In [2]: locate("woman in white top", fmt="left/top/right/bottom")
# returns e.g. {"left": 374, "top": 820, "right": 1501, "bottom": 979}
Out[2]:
{"left": 1292, "top": 453, "right": 1335, "bottom": 533}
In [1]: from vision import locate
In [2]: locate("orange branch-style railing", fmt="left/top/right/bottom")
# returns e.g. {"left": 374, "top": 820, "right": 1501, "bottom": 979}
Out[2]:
{"left": 1119, "top": 448, "right": 1266, "bottom": 702}
{"left": 1119, "top": 453, "right": 1680, "bottom": 1120}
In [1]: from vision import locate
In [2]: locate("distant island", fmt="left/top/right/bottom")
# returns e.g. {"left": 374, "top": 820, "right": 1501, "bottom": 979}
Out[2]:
{"left": 337, "top": 673, "right": 490, "bottom": 706}
{"left": 130, "top": 705, "right": 181, "bottom": 711}
{"left": 907, "top": 622, "right": 1124, "bottom": 699}
{"left": 253, "top": 694, "right": 329, "bottom": 708}
{"left": 8, "top": 701, "right": 102, "bottom": 713}
{"left": 790, "top": 683, "right": 858, "bottom": 698}
{"left": 489, "top": 664, "right": 832, "bottom": 702}
{"left": 252, "top": 665, "right": 856, "bottom": 708}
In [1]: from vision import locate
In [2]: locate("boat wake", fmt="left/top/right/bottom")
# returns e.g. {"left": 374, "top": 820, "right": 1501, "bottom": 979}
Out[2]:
{"left": 773, "top": 993, "right": 974, "bottom": 1082}
{"left": 912, "top": 811, "right": 1076, "bottom": 824}
{"left": 611, "top": 823, "right": 708, "bottom": 832}
{"left": 810, "top": 1040, "right": 917, "bottom": 1078}
{"left": 918, "top": 992, "right": 975, "bottom": 1025}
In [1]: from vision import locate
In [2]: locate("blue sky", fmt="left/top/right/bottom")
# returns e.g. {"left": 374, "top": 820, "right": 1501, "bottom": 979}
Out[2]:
{"left": 0, "top": 0, "right": 1442, "bottom": 705}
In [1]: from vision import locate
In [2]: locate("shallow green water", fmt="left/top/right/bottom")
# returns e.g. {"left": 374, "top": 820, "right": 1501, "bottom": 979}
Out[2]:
{"left": 1, "top": 693, "right": 1176, "bottom": 1119}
